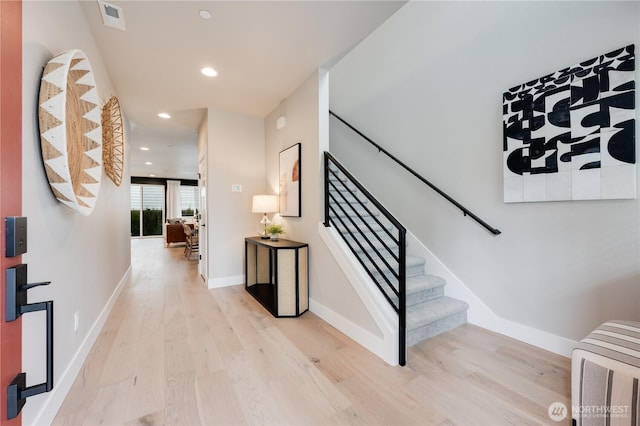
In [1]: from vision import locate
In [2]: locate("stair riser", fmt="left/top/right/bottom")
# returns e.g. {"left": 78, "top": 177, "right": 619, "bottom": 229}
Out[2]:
{"left": 340, "top": 228, "right": 400, "bottom": 244}
{"left": 332, "top": 236, "right": 398, "bottom": 260}
{"left": 330, "top": 206, "right": 380, "bottom": 223}
{"left": 357, "top": 252, "right": 424, "bottom": 274}
{"left": 374, "top": 262, "right": 423, "bottom": 278}
{"left": 392, "top": 286, "right": 445, "bottom": 307}
{"left": 328, "top": 178, "right": 357, "bottom": 192}
{"left": 332, "top": 215, "right": 401, "bottom": 238}
{"left": 330, "top": 203, "right": 377, "bottom": 219}
{"left": 369, "top": 263, "right": 423, "bottom": 281}
{"left": 407, "top": 286, "right": 445, "bottom": 306}
{"left": 332, "top": 221, "right": 394, "bottom": 239}
{"left": 407, "top": 311, "right": 467, "bottom": 346}
{"left": 329, "top": 194, "right": 398, "bottom": 233}
{"left": 342, "top": 235, "right": 401, "bottom": 258}
{"left": 328, "top": 193, "right": 368, "bottom": 205}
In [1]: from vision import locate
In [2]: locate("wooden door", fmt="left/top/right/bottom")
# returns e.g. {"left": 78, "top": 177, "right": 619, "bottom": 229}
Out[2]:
{"left": 0, "top": 0, "right": 23, "bottom": 424}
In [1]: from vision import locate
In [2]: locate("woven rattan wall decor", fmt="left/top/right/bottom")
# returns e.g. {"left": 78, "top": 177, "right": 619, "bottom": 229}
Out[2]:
{"left": 102, "top": 96, "right": 125, "bottom": 186}
{"left": 38, "top": 49, "right": 102, "bottom": 216}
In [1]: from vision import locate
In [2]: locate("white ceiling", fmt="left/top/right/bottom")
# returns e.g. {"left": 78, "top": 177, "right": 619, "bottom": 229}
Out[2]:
{"left": 80, "top": 0, "right": 406, "bottom": 180}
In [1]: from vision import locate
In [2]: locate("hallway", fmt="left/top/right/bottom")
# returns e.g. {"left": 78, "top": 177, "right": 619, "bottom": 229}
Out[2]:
{"left": 52, "top": 238, "right": 570, "bottom": 425}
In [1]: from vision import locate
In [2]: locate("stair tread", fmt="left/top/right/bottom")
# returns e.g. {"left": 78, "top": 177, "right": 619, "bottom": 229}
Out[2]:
{"left": 407, "top": 274, "right": 446, "bottom": 294}
{"left": 406, "top": 297, "right": 469, "bottom": 329}
{"left": 390, "top": 274, "right": 446, "bottom": 306}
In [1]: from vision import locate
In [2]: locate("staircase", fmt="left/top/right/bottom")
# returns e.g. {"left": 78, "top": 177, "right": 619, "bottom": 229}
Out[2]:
{"left": 325, "top": 154, "right": 469, "bottom": 361}
{"left": 404, "top": 269, "right": 468, "bottom": 346}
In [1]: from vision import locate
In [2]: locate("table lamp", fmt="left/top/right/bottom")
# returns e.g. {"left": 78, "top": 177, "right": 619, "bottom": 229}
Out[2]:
{"left": 252, "top": 195, "right": 278, "bottom": 238}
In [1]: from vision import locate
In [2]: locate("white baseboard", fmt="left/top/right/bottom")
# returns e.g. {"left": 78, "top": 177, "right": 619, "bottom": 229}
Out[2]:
{"left": 309, "top": 298, "right": 393, "bottom": 363}
{"left": 406, "top": 231, "right": 576, "bottom": 358}
{"left": 208, "top": 274, "right": 244, "bottom": 289}
{"left": 494, "top": 318, "right": 576, "bottom": 358}
{"left": 321, "top": 225, "right": 576, "bottom": 364}
{"left": 27, "top": 266, "right": 131, "bottom": 426}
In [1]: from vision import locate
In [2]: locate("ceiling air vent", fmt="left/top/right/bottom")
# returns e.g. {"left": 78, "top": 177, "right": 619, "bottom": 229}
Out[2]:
{"left": 98, "top": 0, "right": 126, "bottom": 31}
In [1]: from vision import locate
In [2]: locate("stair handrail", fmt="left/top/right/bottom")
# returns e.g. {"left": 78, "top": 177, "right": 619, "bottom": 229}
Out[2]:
{"left": 329, "top": 110, "right": 501, "bottom": 236}
{"left": 324, "top": 152, "right": 407, "bottom": 366}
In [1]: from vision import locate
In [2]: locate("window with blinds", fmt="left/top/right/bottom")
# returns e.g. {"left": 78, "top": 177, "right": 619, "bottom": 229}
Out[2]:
{"left": 180, "top": 186, "right": 199, "bottom": 216}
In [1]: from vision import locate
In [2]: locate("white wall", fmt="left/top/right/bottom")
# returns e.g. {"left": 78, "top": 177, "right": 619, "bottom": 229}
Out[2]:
{"left": 330, "top": 1, "right": 640, "bottom": 342}
{"left": 264, "top": 71, "right": 381, "bottom": 338}
{"left": 22, "top": 1, "right": 131, "bottom": 424}
{"left": 206, "top": 108, "right": 265, "bottom": 287}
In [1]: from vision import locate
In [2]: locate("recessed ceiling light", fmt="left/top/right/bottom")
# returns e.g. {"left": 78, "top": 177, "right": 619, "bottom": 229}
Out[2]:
{"left": 140, "top": 146, "right": 150, "bottom": 151}
{"left": 201, "top": 67, "right": 217, "bottom": 77}
{"left": 199, "top": 10, "right": 212, "bottom": 20}
{"left": 145, "top": 161, "right": 152, "bottom": 165}
{"left": 149, "top": 174, "right": 155, "bottom": 177}
{"left": 158, "top": 113, "right": 171, "bottom": 119}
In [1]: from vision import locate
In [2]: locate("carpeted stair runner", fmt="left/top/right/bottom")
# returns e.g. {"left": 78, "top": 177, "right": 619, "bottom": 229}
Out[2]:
{"left": 328, "top": 168, "right": 469, "bottom": 348}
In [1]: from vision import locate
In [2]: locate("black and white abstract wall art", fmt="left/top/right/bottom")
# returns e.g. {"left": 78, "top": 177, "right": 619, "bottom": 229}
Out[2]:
{"left": 503, "top": 45, "right": 635, "bottom": 202}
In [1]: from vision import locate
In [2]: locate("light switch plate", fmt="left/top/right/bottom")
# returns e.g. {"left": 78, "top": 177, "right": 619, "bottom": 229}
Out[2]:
{"left": 232, "top": 184, "right": 242, "bottom": 192}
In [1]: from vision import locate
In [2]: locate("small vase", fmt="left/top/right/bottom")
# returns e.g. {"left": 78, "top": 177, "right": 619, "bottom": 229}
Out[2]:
{"left": 270, "top": 233, "right": 279, "bottom": 241}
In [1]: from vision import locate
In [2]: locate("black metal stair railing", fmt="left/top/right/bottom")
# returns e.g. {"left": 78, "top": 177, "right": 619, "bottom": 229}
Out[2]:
{"left": 329, "top": 110, "right": 501, "bottom": 236}
{"left": 324, "top": 112, "right": 500, "bottom": 366}
{"left": 323, "top": 152, "right": 407, "bottom": 366}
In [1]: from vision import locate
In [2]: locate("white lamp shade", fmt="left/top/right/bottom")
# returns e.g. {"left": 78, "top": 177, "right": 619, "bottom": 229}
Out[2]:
{"left": 252, "top": 195, "right": 278, "bottom": 213}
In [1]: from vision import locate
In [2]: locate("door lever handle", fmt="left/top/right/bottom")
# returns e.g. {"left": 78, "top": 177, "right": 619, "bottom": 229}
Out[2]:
{"left": 5, "top": 264, "right": 54, "bottom": 419}
{"left": 20, "top": 281, "right": 51, "bottom": 292}
{"left": 5, "top": 265, "right": 50, "bottom": 322}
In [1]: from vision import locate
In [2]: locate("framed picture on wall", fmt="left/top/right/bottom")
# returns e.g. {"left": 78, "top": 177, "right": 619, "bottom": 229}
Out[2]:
{"left": 502, "top": 44, "right": 636, "bottom": 203}
{"left": 279, "top": 143, "right": 301, "bottom": 217}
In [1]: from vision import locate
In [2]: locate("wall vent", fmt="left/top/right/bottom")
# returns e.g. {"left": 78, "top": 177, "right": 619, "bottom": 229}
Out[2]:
{"left": 98, "top": 0, "right": 126, "bottom": 31}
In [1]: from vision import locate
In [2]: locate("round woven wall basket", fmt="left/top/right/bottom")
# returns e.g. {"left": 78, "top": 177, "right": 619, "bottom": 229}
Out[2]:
{"left": 38, "top": 49, "right": 102, "bottom": 216}
{"left": 102, "top": 96, "right": 125, "bottom": 187}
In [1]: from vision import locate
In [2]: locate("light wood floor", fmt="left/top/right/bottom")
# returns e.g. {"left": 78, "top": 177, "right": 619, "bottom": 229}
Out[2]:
{"left": 53, "top": 238, "right": 570, "bottom": 425}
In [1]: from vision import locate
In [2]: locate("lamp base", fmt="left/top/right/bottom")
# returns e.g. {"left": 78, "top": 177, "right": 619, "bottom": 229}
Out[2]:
{"left": 258, "top": 214, "right": 271, "bottom": 239}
